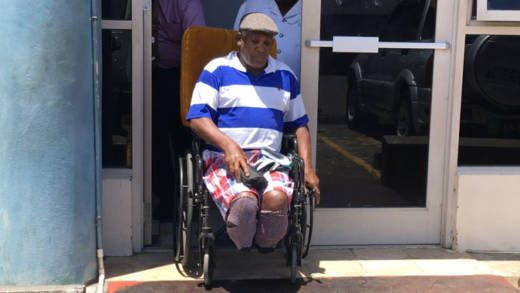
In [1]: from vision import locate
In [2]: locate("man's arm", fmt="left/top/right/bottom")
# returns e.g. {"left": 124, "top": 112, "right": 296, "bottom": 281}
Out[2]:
{"left": 189, "top": 117, "right": 249, "bottom": 180}
{"left": 295, "top": 125, "right": 320, "bottom": 204}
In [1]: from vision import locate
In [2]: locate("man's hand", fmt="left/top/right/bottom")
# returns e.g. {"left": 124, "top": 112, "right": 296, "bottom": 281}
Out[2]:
{"left": 304, "top": 168, "right": 320, "bottom": 205}
{"left": 190, "top": 117, "right": 250, "bottom": 181}
{"left": 295, "top": 126, "right": 321, "bottom": 205}
{"left": 223, "top": 142, "right": 249, "bottom": 181}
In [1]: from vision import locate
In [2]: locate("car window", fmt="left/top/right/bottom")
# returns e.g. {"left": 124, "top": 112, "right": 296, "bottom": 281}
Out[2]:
{"left": 459, "top": 35, "right": 520, "bottom": 166}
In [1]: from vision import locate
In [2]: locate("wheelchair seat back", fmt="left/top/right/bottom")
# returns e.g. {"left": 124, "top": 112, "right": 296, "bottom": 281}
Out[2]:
{"left": 179, "top": 26, "right": 277, "bottom": 127}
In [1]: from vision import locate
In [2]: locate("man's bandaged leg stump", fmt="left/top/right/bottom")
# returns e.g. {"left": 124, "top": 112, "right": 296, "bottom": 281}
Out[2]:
{"left": 226, "top": 196, "right": 258, "bottom": 250}
{"left": 254, "top": 209, "right": 288, "bottom": 248}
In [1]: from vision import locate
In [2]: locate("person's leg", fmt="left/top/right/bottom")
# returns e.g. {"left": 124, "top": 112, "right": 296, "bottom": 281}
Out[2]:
{"left": 202, "top": 150, "right": 260, "bottom": 250}
{"left": 254, "top": 188, "right": 290, "bottom": 249}
{"left": 225, "top": 192, "right": 259, "bottom": 250}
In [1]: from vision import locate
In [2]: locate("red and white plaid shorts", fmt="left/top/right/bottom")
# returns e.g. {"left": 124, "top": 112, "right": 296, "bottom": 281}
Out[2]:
{"left": 202, "top": 149, "right": 294, "bottom": 218}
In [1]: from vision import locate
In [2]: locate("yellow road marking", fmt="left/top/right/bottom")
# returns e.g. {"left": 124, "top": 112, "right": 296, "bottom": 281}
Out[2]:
{"left": 318, "top": 135, "right": 381, "bottom": 179}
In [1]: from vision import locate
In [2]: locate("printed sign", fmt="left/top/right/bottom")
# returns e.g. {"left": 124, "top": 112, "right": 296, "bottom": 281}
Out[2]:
{"left": 488, "top": 0, "right": 520, "bottom": 10}
{"left": 477, "top": 0, "right": 520, "bottom": 21}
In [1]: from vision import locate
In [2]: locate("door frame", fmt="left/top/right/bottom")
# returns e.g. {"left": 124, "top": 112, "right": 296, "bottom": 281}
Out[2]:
{"left": 300, "top": 0, "right": 459, "bottom": 245}
{"left": 101, "top": 0, "right": 152, "bottom": 252}
{"left": 445, "top": 0, "right": 520, "bottom": 250}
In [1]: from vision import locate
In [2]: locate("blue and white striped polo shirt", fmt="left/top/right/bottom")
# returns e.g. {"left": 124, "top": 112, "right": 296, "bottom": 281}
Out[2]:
{"left": 186, "top": 51, "right": 308, "bottom": 152}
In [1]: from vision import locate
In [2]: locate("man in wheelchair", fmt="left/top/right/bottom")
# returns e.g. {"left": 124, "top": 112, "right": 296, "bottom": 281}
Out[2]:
{"left": 185, "top": 12, "right": 320, "bottom": 252}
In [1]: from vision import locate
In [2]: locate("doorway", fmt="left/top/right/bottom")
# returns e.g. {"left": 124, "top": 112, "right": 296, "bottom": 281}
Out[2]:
{"left": 300, "top": 0, "right": 455, "bottom": 245}
{"left": 100, "top": 0, "right": 457, "bottom": 253}
{"left": 101, "top": 0, "right": 150, "bottom": 253}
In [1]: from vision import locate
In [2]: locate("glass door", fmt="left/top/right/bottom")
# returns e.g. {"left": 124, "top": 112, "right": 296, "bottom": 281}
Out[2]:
{"left": 301, "top": 0, "right": 455, "bottom": 244}
{"left": 101, "top": 0, "right": 152, "bottom": 251}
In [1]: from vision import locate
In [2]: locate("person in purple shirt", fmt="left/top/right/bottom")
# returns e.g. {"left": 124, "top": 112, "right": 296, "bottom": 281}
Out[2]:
{"left": 155, "top": 0, "right": 206, "bottom": 69}
{"left": 152, "top": 0, "right": 205, "bottom": 219}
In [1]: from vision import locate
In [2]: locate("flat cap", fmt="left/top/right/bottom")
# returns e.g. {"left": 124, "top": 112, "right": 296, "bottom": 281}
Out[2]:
{"left": 239, "top": 12, "right": 278, "bottom": 35}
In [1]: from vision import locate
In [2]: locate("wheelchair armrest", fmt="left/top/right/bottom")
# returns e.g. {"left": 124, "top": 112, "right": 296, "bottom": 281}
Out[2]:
{"left": 190, "top": 133, "right": 207, "bottom": 193}
{"left": 191, "top": 133, "right": 202, "bottom": 156}
{"left": 281, "top": 133, "right": 298, "bottom": 156}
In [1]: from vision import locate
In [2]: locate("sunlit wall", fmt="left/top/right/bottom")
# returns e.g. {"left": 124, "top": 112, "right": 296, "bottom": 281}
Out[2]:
{"left": 0, "top": 0, "right": 98, "bottom": 285}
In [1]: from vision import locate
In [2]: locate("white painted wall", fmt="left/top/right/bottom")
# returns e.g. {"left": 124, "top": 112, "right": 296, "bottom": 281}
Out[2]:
{"left": 455, "top": 167, "right": 520, "bottom": 252}
{"left": 102, "top": 169, "right": 133, "bottom": 256}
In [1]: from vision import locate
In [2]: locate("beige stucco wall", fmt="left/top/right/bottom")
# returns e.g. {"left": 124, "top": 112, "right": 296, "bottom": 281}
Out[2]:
{"left": 455, "top": 167, "right": 520, "bottom": 252}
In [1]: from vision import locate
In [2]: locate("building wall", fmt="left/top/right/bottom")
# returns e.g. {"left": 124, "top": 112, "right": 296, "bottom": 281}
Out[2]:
{"left": 455, "top": 167, "right": 520, "bottom": 252}
{"left": 0, "top": 0, "right": 98, "bottom": 285}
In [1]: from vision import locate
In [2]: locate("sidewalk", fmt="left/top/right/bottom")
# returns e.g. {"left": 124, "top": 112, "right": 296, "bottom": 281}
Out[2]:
{"left": 92, "top": 246, "right": 520, "bottom": 292}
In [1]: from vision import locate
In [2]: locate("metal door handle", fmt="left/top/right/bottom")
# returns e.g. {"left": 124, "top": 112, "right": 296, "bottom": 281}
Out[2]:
{"left": 305, "top": 36, "right": 449, "bottom": 53}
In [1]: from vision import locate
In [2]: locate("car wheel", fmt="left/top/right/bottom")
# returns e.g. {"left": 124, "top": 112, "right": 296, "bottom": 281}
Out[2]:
{"left": 396, "top": 99, "right": 414, "bottom": 136}
{"left": 346, "top": 81, "right": 361, "bottom": 128}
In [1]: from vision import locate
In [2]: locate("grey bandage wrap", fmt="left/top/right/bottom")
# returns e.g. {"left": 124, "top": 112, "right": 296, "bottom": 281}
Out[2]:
{"left": 254, "top": 210, "right": 288, "bottom": 248}
{"left": 226, "top": 196, "right": 259, "bottom": 250}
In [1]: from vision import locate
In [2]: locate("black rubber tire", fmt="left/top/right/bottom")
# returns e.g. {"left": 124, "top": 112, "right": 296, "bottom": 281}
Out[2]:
{"left": 203, "top": 248, "right": 213, "bottom": 289}
{"left": 396, "top": 99, "right": 414, "bottom": 136}
{"left": 346, "top": 81, "right": 361, "bottom": 129}
{"left": 181, "top": 197, "right": 193, "bottom": 268}
{"left": 175, "top": 157, "right": 185, "bottom": 262}
{"left": 301, "top": 194, "right": 314, "bottom": 259}
{"left": 169, "top": 137, "right": 179, "bottom": 258}
{"left": 290, "top": 245, "right": 298, "bottom": 284}
{"left": 175, "top": 154, "right": 194, "bottom": 268}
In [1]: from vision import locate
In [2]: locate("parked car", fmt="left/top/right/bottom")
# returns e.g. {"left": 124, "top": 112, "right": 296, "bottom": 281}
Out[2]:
{"left": 345, "top": 0, "right": 520, "bottom": 137}
{"left": 346, "top": 0, "right": 435, "bottom": 136}
{"left": 462, "top": 35, "right": 520, "bottom": 137}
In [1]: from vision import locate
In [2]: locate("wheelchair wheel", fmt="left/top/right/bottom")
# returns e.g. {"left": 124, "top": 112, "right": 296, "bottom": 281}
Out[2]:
{"left": 202, "top": 245, "right": 214, "bottom": 288}
{"left": 290, "top": 245, "right": 298, "bottom": 283}
{"left": 169, "top": 137, "right": 179, "bottom": 256}
{"left": 198, "top": 195, "right": 214, "bottom": 288}
{"left": 175, "top": 153, "right": 194, "bottom": 268}
{"left": 174, "top": 156, "right": 184, "bottom": 262}
{"left": 301, "top": 193, "right": 315, "bottom": 258}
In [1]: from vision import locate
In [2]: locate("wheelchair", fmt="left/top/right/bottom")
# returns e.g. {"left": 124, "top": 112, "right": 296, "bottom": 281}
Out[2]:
{"left": 172, "top": 26, "right": 315, "bottom": 287}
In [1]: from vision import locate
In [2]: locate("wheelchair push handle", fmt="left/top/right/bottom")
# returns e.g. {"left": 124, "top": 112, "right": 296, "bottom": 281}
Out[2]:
{"left": 282, "top": 133, "right": 298, "bottom": 156}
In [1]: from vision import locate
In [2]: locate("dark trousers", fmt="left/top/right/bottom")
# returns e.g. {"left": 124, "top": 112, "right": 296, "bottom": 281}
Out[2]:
{"left": 152, "top": 66, "right": 189, "bottom": 220}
